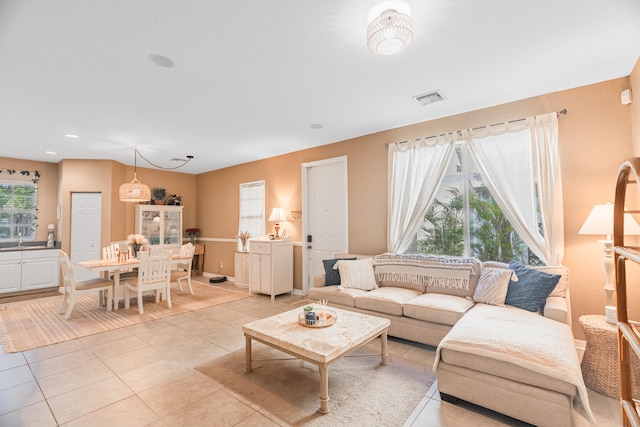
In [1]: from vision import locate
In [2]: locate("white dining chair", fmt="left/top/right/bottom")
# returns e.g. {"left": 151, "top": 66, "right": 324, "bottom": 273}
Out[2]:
{"left": 57, "top": 250, "right": 114, "bottom": 320}
{"left": 103, "top": 242, "right": 139, "bottom": 309}
{"left": 124, "top": 248, "right": 172, "bottom": 315}
{"left": 171, "top": 242, "right": 196, "bottom": 294}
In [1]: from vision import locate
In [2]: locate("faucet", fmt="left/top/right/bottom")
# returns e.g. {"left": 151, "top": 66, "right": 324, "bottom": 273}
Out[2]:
{"left": 17, "top": 232, "right": 22, "bottom": 247}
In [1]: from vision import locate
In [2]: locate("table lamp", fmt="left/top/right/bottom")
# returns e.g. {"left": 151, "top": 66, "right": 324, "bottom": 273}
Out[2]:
{"left": 579, "top": 202, "right": 640, "bottom": 323}
{"left": 268, "top": 208, "right": 288, "bottom": 239}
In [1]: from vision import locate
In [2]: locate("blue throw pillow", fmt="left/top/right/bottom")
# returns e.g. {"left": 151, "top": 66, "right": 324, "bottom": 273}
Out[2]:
{"left": 322, "top": 258, "right": 357, "bottom": 286}
{"left": 505, "top": 260, "right": 561, "bottom": 313}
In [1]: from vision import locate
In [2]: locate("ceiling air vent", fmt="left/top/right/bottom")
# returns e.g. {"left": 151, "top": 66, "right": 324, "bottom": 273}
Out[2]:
{"left": 414, "top": 90, "right": 446, "bottom": 106}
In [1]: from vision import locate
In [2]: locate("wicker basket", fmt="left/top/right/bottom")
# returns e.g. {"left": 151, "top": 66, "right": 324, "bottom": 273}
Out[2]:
{"left": 580, "top": 314, "right": 640, "bottom": 399}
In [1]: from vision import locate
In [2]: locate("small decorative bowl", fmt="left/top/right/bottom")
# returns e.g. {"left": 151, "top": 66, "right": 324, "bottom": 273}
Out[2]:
{"left": 298, "top": 309, "right": 337, "bottom": 328}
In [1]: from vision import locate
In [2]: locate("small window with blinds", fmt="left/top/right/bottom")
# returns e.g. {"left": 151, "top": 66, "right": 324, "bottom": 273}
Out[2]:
{"left": 0, "top": 181, "right": 37, "bottom": 241}
{"left": 239, "top": 180, "right": 265, "bottom": 246}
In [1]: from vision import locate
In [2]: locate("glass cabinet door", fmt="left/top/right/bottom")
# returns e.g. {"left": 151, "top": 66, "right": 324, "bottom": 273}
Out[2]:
{"left": 163, "top": 210, "right": 181, "bottom": 245}
{"left": 141, "top": 210, "right": 161, "bottom": 245}
{"left": 136, "top": 205, "right": 183, "bottom": 248}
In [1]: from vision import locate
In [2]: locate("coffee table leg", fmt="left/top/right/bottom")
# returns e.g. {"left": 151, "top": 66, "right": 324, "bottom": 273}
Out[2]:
{"left": 319, "top": 364, "right": 329, "bottom": 413}
{"left": 381, "top": 330, "right": 388, "bottom": 366}
{"left": 245, "top": 335, "right": 253, "bottom": 373}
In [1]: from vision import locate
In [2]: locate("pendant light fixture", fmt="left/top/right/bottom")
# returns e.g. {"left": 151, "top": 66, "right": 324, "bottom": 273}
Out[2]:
{"left": 119, "top": 148, "right": 193, "bottom": 202}
{"left": 119, "top": 149, "right": 151, "bottom": 202}
{"left": 367, "top": 9, "right": 414, "bottom": 55}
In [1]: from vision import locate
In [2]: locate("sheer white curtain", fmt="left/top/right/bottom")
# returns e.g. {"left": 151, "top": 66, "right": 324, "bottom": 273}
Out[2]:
{"left": 464, "top": 112, "right": 563, "bottom": 264}
{"left": 387, "top": 135, "right": 456, "bottom": 253}
{"left": 531, "top": 113, "right": 564, "bottom": 264}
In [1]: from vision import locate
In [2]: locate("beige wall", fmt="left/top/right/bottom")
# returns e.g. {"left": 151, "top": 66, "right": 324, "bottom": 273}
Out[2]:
{"left": 2, "top": 73, "right": 638, "bottom": 338}
{"left": 631, "top": 58, "right": 640, "bottom": 155}
{"left": 196, "top": 76, "right": 636, "bottom": 338}
{"left": 0, "top": 156, "right": 196, "bottom": 254}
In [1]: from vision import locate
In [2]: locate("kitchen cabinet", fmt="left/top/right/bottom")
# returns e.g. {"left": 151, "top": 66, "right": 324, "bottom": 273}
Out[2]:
{"left": 249, "top": 238, "right": 292, "bottom": 301}
{"left": 0, "top": 249, "right": 60, "bottom": 294}
{"left": 135, "top": 205, "right": 183, "bottom": 250}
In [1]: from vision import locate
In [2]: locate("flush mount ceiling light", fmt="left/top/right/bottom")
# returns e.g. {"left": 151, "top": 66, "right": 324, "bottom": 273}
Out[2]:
{"left": 119, "top": 148, "right": 194, "bottom": 202}
{"left": 367, "top": 9, "right": 413, "bottom": 55}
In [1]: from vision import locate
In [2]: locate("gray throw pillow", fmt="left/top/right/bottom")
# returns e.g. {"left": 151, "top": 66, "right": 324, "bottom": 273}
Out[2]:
{"left": 505, "top": 260, "right": 560, "bottom": 313}
{"left": 322, "top": 257, "right": 356, "bottom": 286}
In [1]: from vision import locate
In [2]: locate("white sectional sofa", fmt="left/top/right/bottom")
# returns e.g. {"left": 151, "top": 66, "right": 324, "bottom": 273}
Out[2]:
{"left": 308, "top": 253, "right": 595, "bottom": 427}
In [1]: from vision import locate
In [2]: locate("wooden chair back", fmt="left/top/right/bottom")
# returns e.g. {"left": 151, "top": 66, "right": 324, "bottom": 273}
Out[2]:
{"left": 59, "top": 250, "right": 76, "bottom": 287}
{"left": 139, "top": 248, "right": 172, "bottom": 285}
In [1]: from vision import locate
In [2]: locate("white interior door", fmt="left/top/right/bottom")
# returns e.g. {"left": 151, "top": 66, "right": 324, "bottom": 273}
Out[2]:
{"left": 71, "top": 192, "right": 102, "bottom": 280}
{"left": 302, "top": 156, "right": 348, "bottom": 294}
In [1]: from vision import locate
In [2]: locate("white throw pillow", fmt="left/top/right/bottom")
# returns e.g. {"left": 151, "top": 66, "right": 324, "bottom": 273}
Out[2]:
{"left": 335, "top": 258, "right": 377, "bottom": 291}
{"left": 472, "top": 267, "right": 516, "bottom": 306}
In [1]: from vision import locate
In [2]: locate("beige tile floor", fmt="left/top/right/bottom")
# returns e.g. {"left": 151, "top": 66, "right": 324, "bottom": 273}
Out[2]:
{"left": 0, "top": 282, "right": 621, "bottom": 426}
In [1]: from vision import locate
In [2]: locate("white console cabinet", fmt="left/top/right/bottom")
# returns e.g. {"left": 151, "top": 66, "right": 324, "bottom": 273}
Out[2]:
{"left": 0, "top": 249, "right": 60, "bottom": 294}
{"left": 234, "top": 251, "right": 250, "bottom": 288}
{"left": 249, "top": 238, "right": 292, "bottom": 301}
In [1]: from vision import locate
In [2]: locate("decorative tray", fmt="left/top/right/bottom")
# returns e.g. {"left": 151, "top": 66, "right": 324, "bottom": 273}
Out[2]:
{"left": 298, "top": 309, "right": 337, "bottom": 328}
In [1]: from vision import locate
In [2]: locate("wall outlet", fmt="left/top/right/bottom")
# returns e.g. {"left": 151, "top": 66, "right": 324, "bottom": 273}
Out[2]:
{"left": 218, "top": 261, "right": 224, "bottom": 271}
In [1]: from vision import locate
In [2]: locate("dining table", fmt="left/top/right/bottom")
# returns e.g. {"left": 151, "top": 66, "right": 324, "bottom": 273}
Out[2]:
{"left": 75, "top": 253, "right": 192, "bottom": 310}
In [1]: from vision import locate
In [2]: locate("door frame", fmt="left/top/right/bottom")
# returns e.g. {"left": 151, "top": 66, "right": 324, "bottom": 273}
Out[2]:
{"left": 301, "top": 156, "right": 348, "bottom": 295}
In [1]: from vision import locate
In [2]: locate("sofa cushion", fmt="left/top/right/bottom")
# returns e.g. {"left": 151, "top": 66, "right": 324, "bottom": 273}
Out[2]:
{"left": 404, "top": 293, "right": 475, "bottom": 326}
{"left": 336, "top": 258, "right": 378, "bottom": 291}
{"left": 483, "top": 261, "right": 568, "bottom": 298}
{"left": 471, "top": 267, "right": 514, "bottom": 306}
{"left": 308, "top": 286, "right": 369, "bottom": 308}
{"left": 322, "top": 257, "right": 356, "bottom": 286}
{"left": 355, "top": 287, "right": 422, "bottom": 316}
{"left": 505, "top": 260, "right": 560, "bottom": 313}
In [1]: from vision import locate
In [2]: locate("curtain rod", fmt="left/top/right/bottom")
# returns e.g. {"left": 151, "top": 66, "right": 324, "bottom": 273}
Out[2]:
{"left": 385, "top": 109, "right": 567, "bottom": 148}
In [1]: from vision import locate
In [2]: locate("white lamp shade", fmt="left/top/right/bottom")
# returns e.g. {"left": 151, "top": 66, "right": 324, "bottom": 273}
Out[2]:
{"left": 268, "top": 208, "right": 288, "bottom": 223}
{"left": 578, "top": 202, "right": 640, "bottom": 238}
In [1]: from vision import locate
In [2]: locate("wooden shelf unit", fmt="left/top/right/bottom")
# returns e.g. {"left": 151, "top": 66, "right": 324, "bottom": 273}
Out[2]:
{"left": 613, "top": 157, "right": 640, "bottom": 426}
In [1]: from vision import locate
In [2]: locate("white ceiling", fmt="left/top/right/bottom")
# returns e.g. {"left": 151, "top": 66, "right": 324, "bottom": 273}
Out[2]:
{"left": 1, "top": 0, "right": 639, "bottom": 174}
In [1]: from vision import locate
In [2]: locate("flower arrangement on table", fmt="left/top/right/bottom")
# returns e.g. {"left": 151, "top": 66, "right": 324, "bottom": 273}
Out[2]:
{"left": 127, "top": 234, "right": 149, "bottom": 257}
{"left": 236, "top": 230, "right": 251, "bottom": 251}
{"left": 185, "top": 228, "right": 200, "bottom": 244}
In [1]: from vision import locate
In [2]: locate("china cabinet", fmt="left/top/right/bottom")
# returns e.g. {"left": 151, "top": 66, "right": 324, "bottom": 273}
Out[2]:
{"left": 135, "top": 205, "right": 183, "bottom": 250}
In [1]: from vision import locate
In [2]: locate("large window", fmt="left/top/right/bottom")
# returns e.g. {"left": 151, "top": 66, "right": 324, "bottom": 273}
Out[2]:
{"left": 405, "top": 142, "right": 540, "bottom": 264}
{"left": 389, "top": 113, "right": 563, "bottom": 266}
{"left": 238, "top": 180, "right": 265, "bottom": 246}
{"left": 0, "top": 182, "right": 37, "bottom": 241}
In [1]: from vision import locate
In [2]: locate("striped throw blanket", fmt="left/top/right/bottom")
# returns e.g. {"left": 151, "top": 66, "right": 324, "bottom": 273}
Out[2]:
{"left": 374, "top": 253, "right": 479, "bottom": 291}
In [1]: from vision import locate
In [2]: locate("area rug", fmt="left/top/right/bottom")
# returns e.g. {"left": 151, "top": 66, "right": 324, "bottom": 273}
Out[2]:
{"left": 0, "top": 280, "right": 250, "bottom": 354}
{"left": 196, "top": 344, "right": 435, "bottom": 426}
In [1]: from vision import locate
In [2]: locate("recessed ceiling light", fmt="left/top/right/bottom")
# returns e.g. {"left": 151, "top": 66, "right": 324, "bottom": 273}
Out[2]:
{"left": 45, "top": 151, "right": 57, "bottom": 155}
{"left": 310, "top": 123, "right": 324, "bottom": 129}
{"left": 148, "top": 54, "right": 175, "bottom": 68}
{"left": 64, "top": 134, "right": 79, "bottom": 138}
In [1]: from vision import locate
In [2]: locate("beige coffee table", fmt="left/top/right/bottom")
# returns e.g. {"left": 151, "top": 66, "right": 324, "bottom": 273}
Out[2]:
{"left": 242, "top": 306, "right": 390, "bottom": 414}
